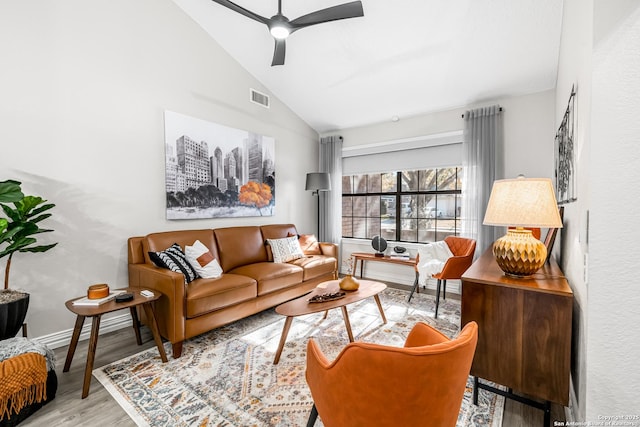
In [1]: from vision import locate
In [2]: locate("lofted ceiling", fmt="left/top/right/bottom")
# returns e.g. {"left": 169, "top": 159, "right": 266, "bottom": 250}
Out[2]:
{"left": 173, "top": 0, "right": 564, "bottom": 133}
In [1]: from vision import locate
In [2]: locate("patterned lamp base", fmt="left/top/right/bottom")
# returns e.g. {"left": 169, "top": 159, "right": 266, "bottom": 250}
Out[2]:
{"left": 492, "top": 228, "right": 547, "bottom": 277}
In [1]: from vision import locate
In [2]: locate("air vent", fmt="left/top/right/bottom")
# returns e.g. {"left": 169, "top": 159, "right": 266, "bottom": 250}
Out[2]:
{"left": 250, "top": 88, "right": 270, "bottom": 108}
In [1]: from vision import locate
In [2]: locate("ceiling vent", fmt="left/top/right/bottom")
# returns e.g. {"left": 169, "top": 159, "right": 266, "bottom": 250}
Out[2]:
{"left": 250, "top": 88, "right": 270, "bottom": 108}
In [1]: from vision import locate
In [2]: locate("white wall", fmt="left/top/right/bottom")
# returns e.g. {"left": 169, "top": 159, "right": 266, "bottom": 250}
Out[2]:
{"left": 588, "top": 0, "right": 640, "bottom": 418}
{"left": 0, "top": 0, "right": 319, "bottom": 342}
{"left": 330, "top": 90, "right": 556, "bottom": 292}
{"left": 554, "top": 0, "right": 593, "bottom": 420}
{"left": 556, "top": 0, "right": 640, "bottom": 420}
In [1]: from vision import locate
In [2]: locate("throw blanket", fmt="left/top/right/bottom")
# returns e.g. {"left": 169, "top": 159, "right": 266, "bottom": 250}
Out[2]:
{"left": 0, "top": 337, "right": 56, "bottom": 421}
{"left": 0, "top": 353, "right": 47, "bottom": 420}
{"left": 416, "top": 240, "right": 453, "bottom": 286}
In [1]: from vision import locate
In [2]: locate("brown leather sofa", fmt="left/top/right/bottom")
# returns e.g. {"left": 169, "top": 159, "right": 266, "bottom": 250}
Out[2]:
{"left": 128, "top": 224, "right": 337, "bottom": 358}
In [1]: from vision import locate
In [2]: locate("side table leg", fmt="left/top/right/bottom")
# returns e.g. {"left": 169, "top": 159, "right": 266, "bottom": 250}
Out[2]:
{"left": 82, "top": 315, "right": 101, "bottom": 399}
{"left": 273, "top": 316, "right": 293, "bottom": 364}
{"left": 341, "top": 306, "right": 354, "bottom": 342}
{"left": 373, "top": 294, "right": 387, "bottom": 324}
{"left": 64, "top": 315, "right": 85, "bottom": 372}
{"left": 130, "top": 307, "right": 142, "bottom": 346}
{"left": 142, "top": 303, "right": 168, "bottom": 363}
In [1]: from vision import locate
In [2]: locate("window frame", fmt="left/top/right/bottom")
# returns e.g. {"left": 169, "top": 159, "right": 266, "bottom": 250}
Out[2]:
{"left": 342, "top": 167, "right": 462, "bottom": 243}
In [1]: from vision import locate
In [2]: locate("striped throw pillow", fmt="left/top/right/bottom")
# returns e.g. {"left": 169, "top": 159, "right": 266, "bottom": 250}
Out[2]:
{"left": 149, "top": 243, "right": 198, "bottom": 283}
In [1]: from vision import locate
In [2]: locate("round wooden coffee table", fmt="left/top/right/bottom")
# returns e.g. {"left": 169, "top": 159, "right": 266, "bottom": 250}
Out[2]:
{"left": 273, "top": 279, "right": 387, "bottom": 364}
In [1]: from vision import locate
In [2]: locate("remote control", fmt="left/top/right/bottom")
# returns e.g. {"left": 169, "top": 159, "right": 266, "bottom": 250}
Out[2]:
{"left": 140, "top": 290, "right": 154, "bottom": 297}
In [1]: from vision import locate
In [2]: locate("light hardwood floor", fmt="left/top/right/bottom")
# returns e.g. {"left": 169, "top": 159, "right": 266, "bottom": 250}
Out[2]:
{"left": 21, "top": 293, "right": 566, "bottom": 426}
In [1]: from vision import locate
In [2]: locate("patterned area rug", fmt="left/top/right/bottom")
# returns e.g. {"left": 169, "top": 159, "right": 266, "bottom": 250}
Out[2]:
{"left": 94, "top": 287, "right": 504, "bottom": 426}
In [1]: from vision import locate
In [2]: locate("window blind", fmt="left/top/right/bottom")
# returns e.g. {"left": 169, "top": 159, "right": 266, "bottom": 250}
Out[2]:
{"left": 342, "top": 130, "right": 463, "bottom": 175}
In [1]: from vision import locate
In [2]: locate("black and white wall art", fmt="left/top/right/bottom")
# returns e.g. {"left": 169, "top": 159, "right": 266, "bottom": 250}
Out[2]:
{"left": 554, "top": 86, "right": 577, "bottom": 204}
{"left": 164, "top": 111, "right": 275, "bottom": 219}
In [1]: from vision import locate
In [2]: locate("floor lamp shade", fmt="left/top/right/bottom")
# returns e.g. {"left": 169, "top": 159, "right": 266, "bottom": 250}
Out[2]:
{"left": 305, "top": 173, "right": 331, "bottom": 195}
{"left": 483, "top": 177, "right": 563, "bottom": 277}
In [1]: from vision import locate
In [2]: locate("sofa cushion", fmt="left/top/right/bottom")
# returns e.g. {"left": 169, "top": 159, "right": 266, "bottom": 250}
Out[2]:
{"left": 231, "top": 262, "right": 304, "bottom": 295}
{"left": 185, "top": 274, "right": 257, "bottom": 318}
{"left": 214, "top": 226, "right": 268, "bottom": 271}
{"left": 266, "top": 236, "right": 305, "bottom": 263}
{"left": 185, "top": 240, "right": 223, "bottom": 279}
{"left": 149, "top": 243, "right": 198, "bottom": 283}
{"left": 290, "top": 255, "right": 337, "bottom": 281}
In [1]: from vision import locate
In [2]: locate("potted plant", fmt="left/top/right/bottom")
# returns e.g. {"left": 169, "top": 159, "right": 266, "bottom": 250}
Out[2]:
{"left": 0, "top": 179, "right": 57, "bottom": 340}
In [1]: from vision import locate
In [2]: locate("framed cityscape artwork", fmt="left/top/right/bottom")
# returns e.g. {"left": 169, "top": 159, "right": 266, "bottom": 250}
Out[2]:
{"left": 164, "top": 111, "right": 275, "bottom": 219}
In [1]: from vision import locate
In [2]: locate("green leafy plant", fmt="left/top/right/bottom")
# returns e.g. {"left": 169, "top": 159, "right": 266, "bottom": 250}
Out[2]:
{"left": 0, "top": 180, "right": 58, "bottom": 290}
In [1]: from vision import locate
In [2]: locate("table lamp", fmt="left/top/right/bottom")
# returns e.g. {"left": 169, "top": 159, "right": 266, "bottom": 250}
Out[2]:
{"left": 483, "top": 177, "right": 563, "bottom": 277}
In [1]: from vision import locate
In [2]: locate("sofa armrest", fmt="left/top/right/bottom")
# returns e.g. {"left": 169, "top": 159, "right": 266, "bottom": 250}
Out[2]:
{"left": 318, "top": 242, "right": 338, "bottom": 259}
{"left": 129, "top": 263, "right": 186, "bottom": 345}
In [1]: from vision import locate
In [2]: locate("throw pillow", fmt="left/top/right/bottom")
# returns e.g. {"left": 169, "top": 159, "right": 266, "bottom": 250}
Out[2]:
{"left": 149, "top": 243, "right": 198, "bottom": 283}
{"left": 184, "top": 240, "right": 223, "bottom": 279}
{"left": 289, "top": 232, "right": 322, "bottom": 255}
{"left": 267, "top": 236, "right": 305, "bottom": 263}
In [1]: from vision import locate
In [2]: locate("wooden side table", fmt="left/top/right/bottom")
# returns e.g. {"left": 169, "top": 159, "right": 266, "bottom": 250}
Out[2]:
{"left": 351, "top": 252, "right": 417, "bottom": 280}
{"left": 63, "top": 287, "right": 168, "bottom": 398}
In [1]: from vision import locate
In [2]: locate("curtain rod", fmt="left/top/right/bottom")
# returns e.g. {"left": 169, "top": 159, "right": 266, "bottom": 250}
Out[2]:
{"left": 461, "top": 107, "right": 503, "bottom": 118}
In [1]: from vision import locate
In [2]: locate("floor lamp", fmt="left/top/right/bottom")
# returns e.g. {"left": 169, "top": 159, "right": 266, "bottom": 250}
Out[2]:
{"left": 305, "top": 172, "right": 331, "bottom": 238}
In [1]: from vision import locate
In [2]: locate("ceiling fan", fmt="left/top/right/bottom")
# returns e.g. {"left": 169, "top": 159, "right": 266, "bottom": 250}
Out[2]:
{"left": 210, "top": 0, "right": 364, "bottom": 66}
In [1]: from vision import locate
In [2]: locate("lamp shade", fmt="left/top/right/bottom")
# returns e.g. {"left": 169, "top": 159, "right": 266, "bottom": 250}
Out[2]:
{"left": 305, "top": 172, "right": 331, "bottom": 192}
{"left": 483, "top": 178, "right": 563, "bottom": 228}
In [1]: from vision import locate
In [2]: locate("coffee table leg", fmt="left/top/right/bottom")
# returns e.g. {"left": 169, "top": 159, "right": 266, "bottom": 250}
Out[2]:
{"left": 373, "top": 294, "right": 387, "bottom": 324}
{"left": 274, "top": 316, "right": 293, "bottom": 364}
{"left": 341, "top": 306, "right": 355, "bottom": 342}
{"left": 82, "top": 315, "right": 101, "bottom": 399}
{"left": 64, "top": 315, "right": 85, "bottom": 372}
{"left": 142, "top": 303, "right": 168, "bottom": 363}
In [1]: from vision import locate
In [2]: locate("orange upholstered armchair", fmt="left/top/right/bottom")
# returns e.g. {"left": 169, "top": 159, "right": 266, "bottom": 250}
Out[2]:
{"left": 432, "top": 236, "right": 476, "bottom": 317}
{"left": 411, "top": 236, "right": 476, "bottom": 318}
{"left": 305, "top": 321, "right": 478, "bottom": 427}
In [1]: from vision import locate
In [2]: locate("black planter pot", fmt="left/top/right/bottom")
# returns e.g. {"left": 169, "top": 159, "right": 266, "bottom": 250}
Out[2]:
{"left": 0, "top": 291, "right": 29, "bottom": 340}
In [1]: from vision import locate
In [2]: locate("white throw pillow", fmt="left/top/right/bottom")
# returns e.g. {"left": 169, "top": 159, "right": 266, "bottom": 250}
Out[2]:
{"left": 267, "top": 236, "right": 305, "bottom": 263}
{"left": 184, "top": 240, "right": 223, "bottom": 279}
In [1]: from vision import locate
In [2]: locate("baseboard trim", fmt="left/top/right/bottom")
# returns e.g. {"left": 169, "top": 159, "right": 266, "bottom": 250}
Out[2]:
{"left": 32, "top": 313, "right": 133, "bottom": 350}
{"left": 565, "top": 378, "right": 579, "bottom": 422}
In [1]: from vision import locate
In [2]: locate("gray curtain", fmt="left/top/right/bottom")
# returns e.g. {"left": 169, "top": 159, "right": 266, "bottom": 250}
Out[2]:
{"left": 461, "top": 105, "right": 503, "bottom": 255}
{"left": 319, "top": 136, "right": 343, "bottom": 243}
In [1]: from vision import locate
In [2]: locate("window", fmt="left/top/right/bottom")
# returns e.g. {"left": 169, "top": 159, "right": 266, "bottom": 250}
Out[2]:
{"left": 342, "top": 167, "right": 462, "bottom": 243}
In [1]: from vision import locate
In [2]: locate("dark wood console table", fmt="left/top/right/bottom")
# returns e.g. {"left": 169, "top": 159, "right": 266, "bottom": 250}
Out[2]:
{"left": 461, "top": 248, "right": 572, "bottom": 426}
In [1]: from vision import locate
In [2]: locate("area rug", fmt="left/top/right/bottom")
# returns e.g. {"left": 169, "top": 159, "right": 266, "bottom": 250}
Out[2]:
{"left": 94, "top": 287, "right": 504, "bottom": 426}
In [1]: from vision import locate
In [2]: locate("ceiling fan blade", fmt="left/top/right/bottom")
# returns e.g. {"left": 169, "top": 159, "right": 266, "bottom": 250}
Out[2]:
{"left": 271, "top": 38, "right": 286, "bottom": 66}
{"left": 210, "top": 0, "right": 268, "bottom": 25}
{"left": 290, "top": 1, "right": 363, "bottom": 29}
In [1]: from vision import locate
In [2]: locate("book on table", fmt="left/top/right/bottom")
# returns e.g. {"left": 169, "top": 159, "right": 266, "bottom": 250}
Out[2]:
{"left": 72, "top": 290, "right": 126, "bottom": 306}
